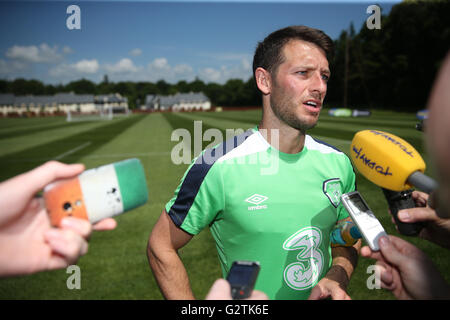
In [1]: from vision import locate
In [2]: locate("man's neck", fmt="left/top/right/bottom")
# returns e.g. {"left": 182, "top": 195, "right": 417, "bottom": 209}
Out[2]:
{"left": 258, "top": 115, "right": 306, "bottom": 154}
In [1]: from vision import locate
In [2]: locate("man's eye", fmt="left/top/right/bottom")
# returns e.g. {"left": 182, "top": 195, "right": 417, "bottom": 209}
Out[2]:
{"left": 322, "top": 74, "right": 330, "bottom": 82}
{"left": 297, "top": 71, "right": 307, "bottom": 75}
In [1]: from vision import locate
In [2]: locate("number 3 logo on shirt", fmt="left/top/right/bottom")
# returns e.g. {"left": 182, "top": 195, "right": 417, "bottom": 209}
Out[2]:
{"left": 283, "top": 226, "right": 324, "bottom": 290}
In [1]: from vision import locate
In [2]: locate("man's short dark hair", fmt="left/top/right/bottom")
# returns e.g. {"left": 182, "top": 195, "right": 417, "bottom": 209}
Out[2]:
{"left": 253, "top": 25, "right": 334, "bottom": 78}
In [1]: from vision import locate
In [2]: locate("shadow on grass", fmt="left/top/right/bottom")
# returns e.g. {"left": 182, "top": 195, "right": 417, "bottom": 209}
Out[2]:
{"left": 162, "top": 112, "right": 233, "bottom": 159}
{"left": 0, "top": 115, "right": 146, "bottom": 181}
{"left": 0, "top": 120, "right": 93, "bottom": 140}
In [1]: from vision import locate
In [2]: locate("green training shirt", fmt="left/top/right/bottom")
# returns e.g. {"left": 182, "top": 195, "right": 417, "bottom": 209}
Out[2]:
{"left": 166, "top": 127, "right": 356, "bottom": 300}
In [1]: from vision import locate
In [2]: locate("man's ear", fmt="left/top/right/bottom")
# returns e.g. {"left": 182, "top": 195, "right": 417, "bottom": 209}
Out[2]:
{"left": 255, "top": 67, "right": 272, "bottom": 95}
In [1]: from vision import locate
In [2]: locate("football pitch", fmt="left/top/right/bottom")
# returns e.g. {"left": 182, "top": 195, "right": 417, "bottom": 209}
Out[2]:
{"left": 0, "top": 109, "right": 449, "bottom": 300}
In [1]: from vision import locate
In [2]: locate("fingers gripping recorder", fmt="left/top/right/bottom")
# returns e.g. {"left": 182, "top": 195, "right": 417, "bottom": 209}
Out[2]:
{"left": 350, "top": 130, "right": 438, "bottom": 236}
{"left": 44, "top": 158, "right": 149, "bottom": 226}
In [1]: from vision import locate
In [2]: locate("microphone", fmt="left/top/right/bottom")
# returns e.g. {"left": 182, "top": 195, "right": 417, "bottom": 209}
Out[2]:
{"left": 44, "top": 158, "right": 149, "bottom": 227}
{"left": 350, "top": 130, "right": 438, "bottom": 236}
{"left": 350, "top": 130, "right": 437, "bottom": 193}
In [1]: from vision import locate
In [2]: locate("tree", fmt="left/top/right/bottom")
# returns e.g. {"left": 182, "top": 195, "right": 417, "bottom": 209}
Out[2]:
{"left": 9, "top": 79, "right": 45, "bottom": 96}
{"left": 327, "top": 1, "right": 450, "bottom": 111}
{"left": 156, "top": 80, "right": 170, "bottom": 95}
{"left": 66, "top": 79, "right": 96, "bottom": 94}
{"left": 2, "top": 1, "right": 448, "bottom": 111}
{"left": 0, "top": 80, "right": 10, "bottom": 93}
{"left": 188, "top": 78, "right": 206, "bottom": 93}
{"left": 176, "top": 80, "right": 189, "bottom": 93}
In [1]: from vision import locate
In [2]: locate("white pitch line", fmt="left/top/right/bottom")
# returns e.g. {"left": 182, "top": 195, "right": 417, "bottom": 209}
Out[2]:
{"left": 3, "top": 151, "right": 171, "bottom": 163}
{"left": 54, "top": 141, "right": 92, "bottom": 160}
{"left": 81, "top": 152, "right": 171, "bottom": 159}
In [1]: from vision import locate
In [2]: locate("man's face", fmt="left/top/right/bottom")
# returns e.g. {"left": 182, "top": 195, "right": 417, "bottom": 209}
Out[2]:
{"left": 426, "top": 53, "right": 450, "bottom": 218}
{"left": 269, "top": 39, "right": 330, "bottom": 132}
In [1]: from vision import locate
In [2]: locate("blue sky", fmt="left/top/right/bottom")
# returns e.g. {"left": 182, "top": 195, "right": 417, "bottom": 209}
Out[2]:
{"left": 0, "top": 1, "right": 400, "bottom": 84}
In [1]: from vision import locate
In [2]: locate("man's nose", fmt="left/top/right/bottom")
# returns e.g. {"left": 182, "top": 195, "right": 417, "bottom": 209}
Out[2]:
{"left": 309, "top": 72, "right": 327, "bottom": 97}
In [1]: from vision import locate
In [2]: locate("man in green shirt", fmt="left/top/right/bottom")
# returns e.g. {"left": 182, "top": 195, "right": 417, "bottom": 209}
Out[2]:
{"left": 148, "top": 25, "right": 360, "bottom": 300}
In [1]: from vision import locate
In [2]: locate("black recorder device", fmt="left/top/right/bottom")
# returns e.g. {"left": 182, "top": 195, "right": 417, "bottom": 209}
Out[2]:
{"left": 226, "top": 261, "right": 260, "bottom": 300}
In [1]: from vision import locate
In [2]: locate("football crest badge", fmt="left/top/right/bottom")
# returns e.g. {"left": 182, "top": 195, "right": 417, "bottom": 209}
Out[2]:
{"left": 323, "top": 178, "right": 342, "bottom": 208}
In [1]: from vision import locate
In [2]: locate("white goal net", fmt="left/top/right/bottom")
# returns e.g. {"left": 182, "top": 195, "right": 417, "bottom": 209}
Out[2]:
{"left": 66, "top": 107, "right": 113, "bottom": 122}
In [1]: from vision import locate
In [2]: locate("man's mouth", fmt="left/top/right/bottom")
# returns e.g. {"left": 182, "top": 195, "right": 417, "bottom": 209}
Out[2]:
{"left": 303, "top": 99, "right": 322, "bottom": 112}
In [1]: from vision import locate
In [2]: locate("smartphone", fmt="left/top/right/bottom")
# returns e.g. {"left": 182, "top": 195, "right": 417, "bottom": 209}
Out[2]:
{"left": 43, "top": 158, "right": 148, "bottom": 227}
{"left": 226, "top": 261, "right": 260, "bottom": 300}
{"left": 341, "top": 191, "right": 388, "bottom": 251}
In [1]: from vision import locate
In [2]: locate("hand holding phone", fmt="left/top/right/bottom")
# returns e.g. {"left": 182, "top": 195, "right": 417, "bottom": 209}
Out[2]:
{"left": 226, "top": 261, "right": 260, "bottom": 300}
{"left": 44, "top": 158, "right": 148, "bottom": 227}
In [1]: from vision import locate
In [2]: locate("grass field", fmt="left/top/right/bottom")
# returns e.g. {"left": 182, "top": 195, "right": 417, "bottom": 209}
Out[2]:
{"left": 0, "top": 109, "right": 449, "bottom": 300}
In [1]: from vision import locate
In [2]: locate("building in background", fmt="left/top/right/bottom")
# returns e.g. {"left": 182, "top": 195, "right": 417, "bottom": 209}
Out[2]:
{"left": 94, "top": 94, "right": 129, "bottom": 114}
{"left": 54, "top": 93, "right": 95, "bottom": 114}
{"left": 143, "top": 92, "right": 211, "bottom": 111}
{"left": 0, "top": 93, "right": 128, "bottom": 117}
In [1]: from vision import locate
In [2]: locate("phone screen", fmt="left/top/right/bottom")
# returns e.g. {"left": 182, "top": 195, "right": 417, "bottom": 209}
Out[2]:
{"left": 227, "top": 264, "right": 255, "bottom": 286}
{"left": 348, "top": 193, "right": 370, "bottom": 215}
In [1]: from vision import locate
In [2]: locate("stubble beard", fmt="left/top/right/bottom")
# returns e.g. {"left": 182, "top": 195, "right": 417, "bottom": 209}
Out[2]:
{"left": 269, "top": 92, "right": 319, "bottom": 134}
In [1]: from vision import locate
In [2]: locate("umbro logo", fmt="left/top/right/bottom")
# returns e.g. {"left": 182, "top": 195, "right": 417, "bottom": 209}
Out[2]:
{"left": 245, "top": 194, "right": 268, "bottom": 211}
{"left": 245, "top": 194, "right": 268, "bottom": 205}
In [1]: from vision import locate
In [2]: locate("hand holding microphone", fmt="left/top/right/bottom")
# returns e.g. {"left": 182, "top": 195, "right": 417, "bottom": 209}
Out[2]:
{"left": 396, "top": 191, "right": 450, "bottom": 249}
{"left": 350, "top": 130, "right": 438, "bottom": 236}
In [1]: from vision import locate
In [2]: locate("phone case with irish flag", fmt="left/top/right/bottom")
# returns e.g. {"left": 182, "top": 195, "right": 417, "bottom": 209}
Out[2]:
{"left": 44, "top": 158, "right": 148, "bottom": 227}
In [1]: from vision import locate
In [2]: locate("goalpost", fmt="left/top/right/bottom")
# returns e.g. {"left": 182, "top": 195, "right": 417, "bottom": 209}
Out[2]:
{"left": 66, "top": 107, "right": 113, "bottom": 122}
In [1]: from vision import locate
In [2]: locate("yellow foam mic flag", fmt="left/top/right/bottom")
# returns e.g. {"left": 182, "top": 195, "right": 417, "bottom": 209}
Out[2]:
{"left": 350, "top": 130, "right": 436, "bottom": 193}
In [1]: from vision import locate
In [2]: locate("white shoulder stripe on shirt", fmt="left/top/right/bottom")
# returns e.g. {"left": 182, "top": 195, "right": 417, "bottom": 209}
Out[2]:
{"left": 305, "top": 135, "right": 344, "bottom": 155}
{"left": 217, "top": 132, "right": 343, "bottom": 162}
{"left": 217, "top": 130, "right": 270, "bottom": 162}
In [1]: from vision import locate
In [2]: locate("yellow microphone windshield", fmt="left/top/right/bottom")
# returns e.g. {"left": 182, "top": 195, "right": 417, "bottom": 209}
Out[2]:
{"left": 350, "top": 130, "right": 426, "bottom": 191}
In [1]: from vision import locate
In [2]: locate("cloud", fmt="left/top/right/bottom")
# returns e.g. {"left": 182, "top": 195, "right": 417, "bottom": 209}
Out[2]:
{"left": 47, "top": 55, "right": 251, "bottom": 84}
{"left": 145, "top": 58, "right": 195, "bottom": 82}
{"left": 194, "top": 51, "right": 253, "bottom": 83}
{"left": 14, "top": 45, "right": 252, "bottom": 84}
{"left": 129, "top": 48, "right": 142, "bottom": 57}
{"left": 150, "top": 57, "right": 169, "bottom": 69}
{"left": 173, "top": 64, "right": 194, "bottom": 75}
{"left": 5, "top": 43, "right": 71, "bottom": 63}
{"left": 199, "top": 67, "right": 222, "bottom": 82}
{"left": 0, "top": 59, "right": 28, "bottom": 75}
{"left": 2, "top": 42, "right": 254, "bottom": 84}
{"left": 104, "top": 58, "right": 139, "bottom": 74}
{"left": 62, "top": 46, "right": 74, "bottom": 55}
{"left": 74, "top": 59, "right": 99, "bottom": 74}
{"left": 48, "top": 56, "right": 194, "bottom": 83}
{"left": 49, "top": 59, "right": 99, "bottom": 77}
{"left": 200, "top": 52, "right": 252, "bottom": 62}
{"left": 198, "top": 57, "right": 252, "bottom": 83}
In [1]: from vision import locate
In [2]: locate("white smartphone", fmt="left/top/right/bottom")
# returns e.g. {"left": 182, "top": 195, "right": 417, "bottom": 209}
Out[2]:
{"left": 341, "top": 191, "right": 388, "bottom": 251}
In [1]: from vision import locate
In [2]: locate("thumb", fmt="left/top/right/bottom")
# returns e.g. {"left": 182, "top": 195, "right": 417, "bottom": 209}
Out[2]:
{"left": 308, "top": 284, "right": 326, "bottom": 300}
{"left": 378, "top": 236, "right": 408, "bottom": 268}
{"left": 205, "top": 279, "right": 232, "bottom": 300}
{"left": 398, "top": 207, "right": 438, "bottom": 223}
{"left": 20, "top": 161, "right": 85, "bottom": 198}
{"left": 0, "top": 161, "right": 84, "bottom": 217}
